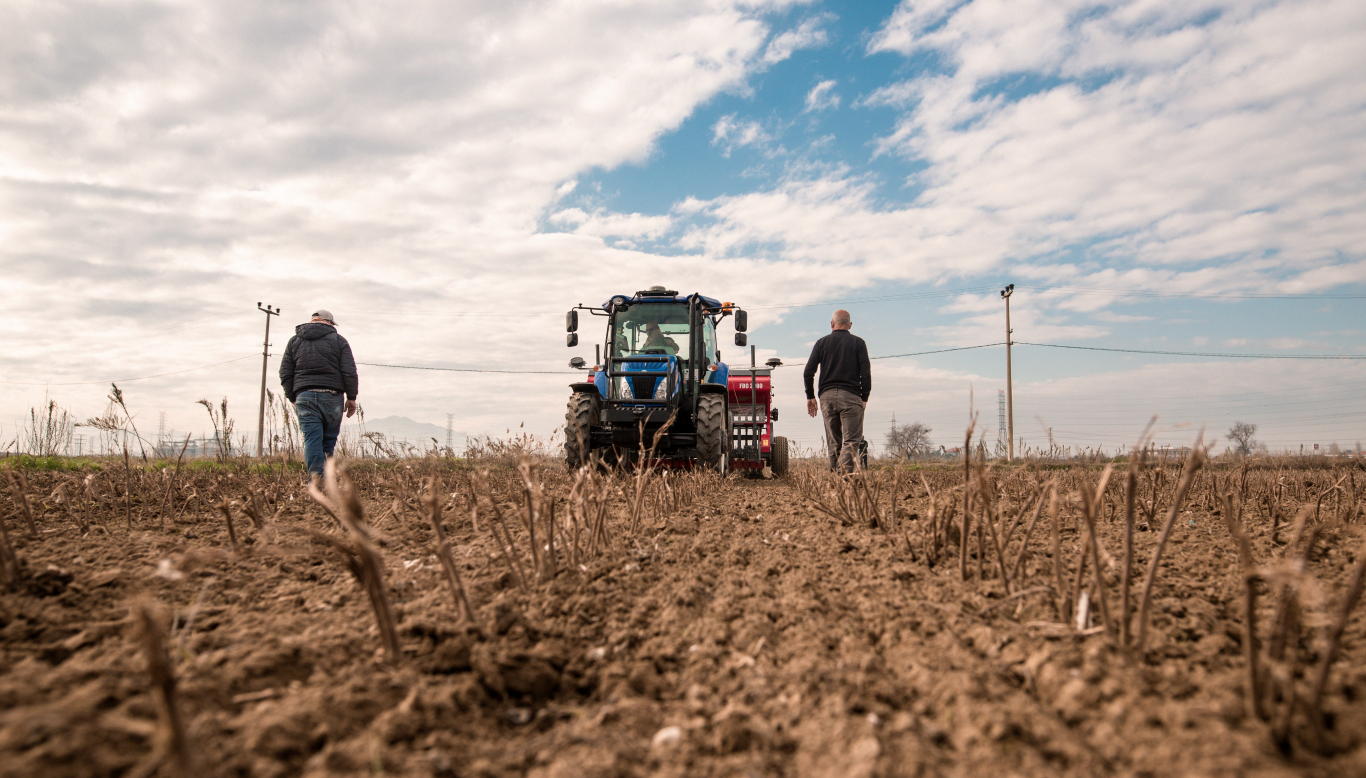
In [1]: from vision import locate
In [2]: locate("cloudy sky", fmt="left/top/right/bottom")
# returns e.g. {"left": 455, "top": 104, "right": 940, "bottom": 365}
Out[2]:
{"left": 3, "top": 0, "right": 1364, "bottom": 457}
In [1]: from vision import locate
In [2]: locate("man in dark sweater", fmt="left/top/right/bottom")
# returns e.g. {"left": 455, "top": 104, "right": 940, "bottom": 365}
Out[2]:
{"left": 280, "top": 309, "right": 359, "bottom": 479}
{"left": 803, "top": 309, "right": 870, "bottom": 472}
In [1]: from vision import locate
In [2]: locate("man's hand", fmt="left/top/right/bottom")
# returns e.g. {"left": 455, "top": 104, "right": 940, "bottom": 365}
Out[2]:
{"left": 862, "top": 401, "right": 867, "bottom": 409}
{"left": 345, "top": 400, "right": 357, "bottom": 418}
{"left": 807, "top": 398, "right": 818, "bottom": 417}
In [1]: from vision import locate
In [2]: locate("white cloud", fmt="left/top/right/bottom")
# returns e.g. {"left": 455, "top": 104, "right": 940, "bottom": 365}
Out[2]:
{"left": 549, "top": 207, "right": 673, "bottom": 239}
{"left": 866, "top": 0, "right": 965, "bottom": 56}
{"left": 1, "top": 0, "right": 1361, "bottom": 452}
{"left": 0, "top": 0, "right": 790, "bottom": 437}
{"left": 711, "top": 113, "right": 773, "bottom": 154}
{"left": 803, "top": 79, "right": 840, "bottom": 112}
{"left": 859, "top": 0, "right": 1366, "bottom": 275}
{"left": 763, "top": 13, "right": 835, "bottom": 63}
{"left": 678, "top": 0, "right": 1366, "bottom": 304}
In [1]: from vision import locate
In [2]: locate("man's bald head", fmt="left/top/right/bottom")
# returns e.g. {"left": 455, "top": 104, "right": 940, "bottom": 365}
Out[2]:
{"left": 831, "top": 309, "right": 852, "bottom": 330}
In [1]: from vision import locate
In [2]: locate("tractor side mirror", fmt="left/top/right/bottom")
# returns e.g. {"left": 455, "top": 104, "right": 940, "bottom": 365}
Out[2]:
{"left": 569, "top": 356, "right": 586, "bottom": 369}
{"left": 734, "top": 332, "right": 747, "bottom": 347}
{"left": 566, "top": 310, "right": 578, "bottom": 332}
{"left": 567, "top": 332, "right": 579, "bottom": 347}
{"left": 734, "top": 309, "right": 748, "bottom": 332}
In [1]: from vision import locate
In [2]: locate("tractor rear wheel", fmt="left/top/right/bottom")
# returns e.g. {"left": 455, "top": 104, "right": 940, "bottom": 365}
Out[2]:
{"left": 564, "top": 392, "right": 598, "bottom": 469}
{"left": 770, "top": 436, "right": 790, "bottom": 476}
{"left": 696, "top": 394, "right": 728, "bottom": 475}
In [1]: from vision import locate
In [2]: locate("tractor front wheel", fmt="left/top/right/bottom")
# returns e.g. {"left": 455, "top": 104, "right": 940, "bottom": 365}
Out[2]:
{"left": 770, "top": 436, "right": 790, "bottom": 476}
{"left": 696, "top": 394, "right": 729, "bottom": 475}
{"left": 564, "top": 392, "right": 598, "bottom": 469}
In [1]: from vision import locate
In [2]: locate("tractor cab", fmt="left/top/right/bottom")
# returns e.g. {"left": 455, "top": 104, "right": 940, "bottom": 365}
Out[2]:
{"left": 596, "top": 300, "right": 717, "bottom": 404}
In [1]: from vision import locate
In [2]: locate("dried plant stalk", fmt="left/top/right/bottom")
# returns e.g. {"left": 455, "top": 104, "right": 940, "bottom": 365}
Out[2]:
{"left": 308, "top": 460, "right": 401, "bottom": 662}
{"left": 4, "top": 465, "right": 38, "bottom": 538}
{"left": 1220, "top": 491, "right": 1266, "bottom": 720}
{"left": 472, "top": 470, "right": 528, "bottom": 591}
{"left": 215, "top": 500, "right": 239, "bottom": 553}
{"left": 970, "top": 585, "right": 1055, "bottom": 623}
{"left": 1008, "top": 480, "right": 1052, "bottom": 584}
{"left": 1079, "top": 467, "right": 1114, "bottom": 636}
{"left": 55, "top": 482, "right": 89, "bottom": 533}
{"left": 0, "top": 513, "right": 20, "bottom": 587}
{"left": 628, "top": 415, "right": 675, "bottom": 534}
{"left": 975, "top": 471, "right": 1013, "bottom": 593}
{"left": 157, "top": 434, "right": 192, "bottom": 527}
{"left": 961, "top": 425, "right": 973, "bottom": 581}
{"left": 1269, "top": 506, "right": 1316, "bottom": 663}
{"left": 424, "top": 477, "right": 476, "bottom": 623}
{"left": 1309, "top": 534, "right": 1366, "bottom": 716}
{"left": 84, "top": 474, "right": 111, "bottom": 534}
{"left": 133, "top": 600, "right": 191, "bottom": 777}
{"left": 1000, "top": 486, "right": 1041, "bottom": 549}
{"left": 920, "top": 475, "right": 939, "bottom": 561}
{"left": 1049, "top": 484, "right": 1065, "bottom": 619}
{"left": 1121, "top": 444, "right": 1150, "bottom": 647}
{"left": 1136, "top": 438, "right": 1206, "bottom": 652}
{"left": 123, "top": 445, "right": 133, "bottom": 531}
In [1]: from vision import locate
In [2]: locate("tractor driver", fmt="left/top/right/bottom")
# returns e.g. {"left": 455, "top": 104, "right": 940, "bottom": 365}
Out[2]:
{"left": 642, "top": 322, "right": 679, "bottom": 355}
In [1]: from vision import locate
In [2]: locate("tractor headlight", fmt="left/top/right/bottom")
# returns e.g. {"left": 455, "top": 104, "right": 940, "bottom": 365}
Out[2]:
{"left": 653, "top": 378, "right": 668, "bottom": 400}
{"left": 618, "top": 377, "right": 634, "bottom": 399}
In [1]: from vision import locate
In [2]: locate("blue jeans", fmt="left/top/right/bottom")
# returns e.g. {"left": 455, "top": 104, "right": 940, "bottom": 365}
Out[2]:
{"left": 295, "top": 391, "right": 345, "bottom": 476}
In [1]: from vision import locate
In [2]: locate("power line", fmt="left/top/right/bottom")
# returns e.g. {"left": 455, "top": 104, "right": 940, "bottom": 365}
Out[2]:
{"left": 358, "top": 362, "right": 576, "bottom": 375}
{"left": 750, "top": 287, "right": 1001, "bottom": 310}
{"left": 1022, "top": 284, "right": 1366, "bottom": 300}
{"left": 785, "top": 342, "right": 1007, "bottom": 366}
{"left": 872, "top": 343, "right": 1007, "bottom": 360}
{"left": 1015, "top": 342, "right": 1366, "bottom": 359}
{"left": 0, "top": 355, "right": 260, "bottom": 386}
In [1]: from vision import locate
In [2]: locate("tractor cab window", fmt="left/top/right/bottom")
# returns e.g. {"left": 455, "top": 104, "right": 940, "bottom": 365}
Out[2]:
{"left": 613, "top": 305, "right": 691, "bottom": 360}
{"left": 702, "top": 318, "right": 718, "bottom": 368}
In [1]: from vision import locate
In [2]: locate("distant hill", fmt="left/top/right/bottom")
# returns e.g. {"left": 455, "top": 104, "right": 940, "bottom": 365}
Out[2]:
{"left": 353, "top": 415, "right": 467, "bottom": 451}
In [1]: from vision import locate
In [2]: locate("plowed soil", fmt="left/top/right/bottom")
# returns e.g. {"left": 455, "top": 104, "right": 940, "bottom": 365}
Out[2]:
{"left": 3, "top": 463, "right": 1365, "bottom": 777}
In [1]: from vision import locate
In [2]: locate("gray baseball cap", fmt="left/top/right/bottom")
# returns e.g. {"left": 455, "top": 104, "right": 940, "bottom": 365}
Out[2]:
{"left": 311, "top": 309, "right": 336, "bottom": 323}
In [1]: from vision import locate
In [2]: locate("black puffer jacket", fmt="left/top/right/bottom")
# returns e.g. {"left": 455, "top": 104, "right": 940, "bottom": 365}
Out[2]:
{"left": 279, "top": 322, "right": 359, "bottom": 402}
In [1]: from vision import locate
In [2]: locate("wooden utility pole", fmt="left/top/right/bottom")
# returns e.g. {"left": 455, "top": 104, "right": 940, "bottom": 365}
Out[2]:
{"left": 256, "top": 302, "right": 280, "bottom": 457}
{"left": 1001, "top": 284, "right": 1015, "bottom": 461}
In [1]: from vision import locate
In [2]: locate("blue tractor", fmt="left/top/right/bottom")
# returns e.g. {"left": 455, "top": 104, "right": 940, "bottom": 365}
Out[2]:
{"left": 563, "top": 286, "right": 748, "bottom": 473}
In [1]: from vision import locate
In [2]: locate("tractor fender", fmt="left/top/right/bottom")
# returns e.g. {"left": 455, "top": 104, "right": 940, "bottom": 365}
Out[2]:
{"left": 570, "top": 382, "right": 598, "bottom": 394}
{"left": 697, "top": 383, "right": 728, "bottom": 395}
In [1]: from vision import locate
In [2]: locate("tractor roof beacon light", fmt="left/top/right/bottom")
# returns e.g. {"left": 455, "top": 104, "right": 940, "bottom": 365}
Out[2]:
{"left": 569, "top": 356, "right": 586, "bottom": 369}
{"left": 765, "top": 358, "right": 783, "bottom": 369}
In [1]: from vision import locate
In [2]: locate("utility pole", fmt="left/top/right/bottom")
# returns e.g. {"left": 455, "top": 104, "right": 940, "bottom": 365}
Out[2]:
{"left": 997, "top": 389, "right": 1006, "bottom": 457}
{"left": 1000, "top": 284, "right": 1015, "bottom": 461}
{"left": 446, "top": 414, "right": 454, "bottom": 454}
{"left": 256, "top": 302, "right": 281, "bottom": 458}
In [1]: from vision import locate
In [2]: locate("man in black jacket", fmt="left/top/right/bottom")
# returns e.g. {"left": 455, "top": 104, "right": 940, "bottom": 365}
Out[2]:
{"left": 280, "top": 309, "right": 359, "bottom": 479}
{"left": 803, "top": 309, "right": 870, "bottom": 472}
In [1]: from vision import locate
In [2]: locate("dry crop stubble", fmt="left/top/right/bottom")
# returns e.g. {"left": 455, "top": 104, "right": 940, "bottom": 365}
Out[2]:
{"left": 1, "top": 431, "right": 1366, "bottom": 775}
